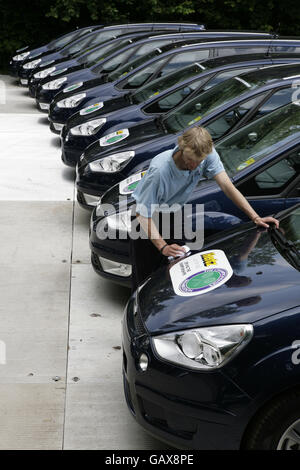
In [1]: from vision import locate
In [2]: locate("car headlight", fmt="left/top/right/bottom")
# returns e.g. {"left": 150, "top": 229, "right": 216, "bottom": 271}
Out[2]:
{"left": 88, "top": 151, "right": 134, "bottom": 173}
{"left": 13, "top": 51, "right": 30, "bottom": 61}
{"left": 42, "top": 77, "right": 67, "bottom": 90}
{"left": 152, "top": 324, "right": 253, "bottom": 370}
{"left": 57, "top": 93, "right": 86, "bottom": 108}
{"left": 23, "top": 59, "right": 41, "bottom": 69}
{"left": 34, "top": 67, "right": 56, "bottom": 79}
{"left": 70, "top": 118, "right": 106, "bottom": 136}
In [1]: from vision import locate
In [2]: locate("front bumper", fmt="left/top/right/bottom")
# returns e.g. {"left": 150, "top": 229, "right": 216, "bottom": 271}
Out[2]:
{"left": 76, "top": 189, "right": 103, "bottom": 209}
{"left": 35, "top": 100, "right": 50, "bottom": 112}
{"left": 122, "top": 297, "right": 253, "bottom": 450}
{"left": 49, "top": 120, "right": 64, "bottom": 134}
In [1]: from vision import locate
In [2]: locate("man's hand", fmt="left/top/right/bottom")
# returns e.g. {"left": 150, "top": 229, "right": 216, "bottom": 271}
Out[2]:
{"left": 253, "top": 216, "right": 279, "bottom": 229}
{"left": 162, "top": 244, "right": 186, "bottom": 257}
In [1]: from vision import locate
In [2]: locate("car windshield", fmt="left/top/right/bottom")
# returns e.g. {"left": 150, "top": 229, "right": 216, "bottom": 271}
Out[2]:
{"left": 216, "top": 102, "right": 300, "bottom": 177}
{"left": 131, "top": 62, "right": 206, "bottom": 104}
{"left": 106, "top": 47, "right": 164, "bottom": 82}
{"left": 61, "top": 35, "right": 94, "bottom": 57}
{"left": 163, "top": 74, "right": 257, "bottom": 132}
{"left": 48, "top": 29, "right": 89, "bottom": 49}
{"left": 77, "top": 39, "right": 131, "bottom": 65}
{"left": 61, "top": 30, "right": 121, "bottom": 57}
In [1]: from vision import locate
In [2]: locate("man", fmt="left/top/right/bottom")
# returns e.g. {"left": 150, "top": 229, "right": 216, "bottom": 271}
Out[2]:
{"left": 131, "top": 126, "right": 279, "bottom": 290}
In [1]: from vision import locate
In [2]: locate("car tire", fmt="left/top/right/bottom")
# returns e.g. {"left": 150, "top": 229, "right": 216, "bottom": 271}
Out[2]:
{"left": 242, "top": 389, "right": 300, "bottom": 450}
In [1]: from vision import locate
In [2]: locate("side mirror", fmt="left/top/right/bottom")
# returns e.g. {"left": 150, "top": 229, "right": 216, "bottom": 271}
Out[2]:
{"left": 182, "top": 87, "right": 191, "bottom": 96}
{"left": 248, "top": 132, "right": 258, "bottom": 142}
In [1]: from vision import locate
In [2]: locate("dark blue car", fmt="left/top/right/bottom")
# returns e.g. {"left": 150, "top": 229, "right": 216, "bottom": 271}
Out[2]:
{"left": 27, "top": 31, "right": 162, "bottom": 97}
{"left": 76, "top": 65, "right": 300, "bottom": 207}
{"left": 61, "top": 56, "right": 300, "bottom": 165}
{"left": 122, "top": 202, "right": 300, "bottom": 449}
{"left": 18, "top": 24, "right": 188, "bottom": 85}
{"left": 46, "top": 38, "right": 300, "bottom": 131}
{"left": 38, "top": 33, "right": 273, "bottom": 116}
{"left": 88, "top": 101, "right": 300, "bottom": 286}
{"left": 36, "top": 33, "right": 221, "bottom": 112}
{"left": 28, "top": 27, "right": 215, "bottom": 97}
{"left": 8, "top": 25, "right": 101, "bottom": 77}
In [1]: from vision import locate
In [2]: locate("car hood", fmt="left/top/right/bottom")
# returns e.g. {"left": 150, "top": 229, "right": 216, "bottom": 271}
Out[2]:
{"left": 82, "top": 119, "right": 167, "bottom": 163}
{"left": 66, "top": 95, "right": 129, "bottom": 128}
{"left": 137, "top": 226, "right": 300, "bottom": 335}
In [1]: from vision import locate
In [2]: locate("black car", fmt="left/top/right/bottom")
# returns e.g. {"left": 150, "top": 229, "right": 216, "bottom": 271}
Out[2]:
{"left": 19, "top": 25, "right": 184, "bottom": 85}
{"left": 89, "top": 101, "right": 300, "bottom": 287}
{"left": 76, "top": 64, "right": 300, "bottom": 207}
{"left": 122, "top": 203, "right": 300, "bottom": 449}
{"left": 61, "top": 55, "right": 300, "bottom": 166}
{"left": 36, "top": 33, "right": 223, "bottom": 112}
{"left": 8, "top": 25, "right": 102, "bottom": 77}
{"left": 27, "top": 31, "right": 163, "bottom": 97}
{"left": 38, "top": 33, "right": 274, "bottom": 116}
{"left": 47, "top": 38, "right": 300, "bottom": 131}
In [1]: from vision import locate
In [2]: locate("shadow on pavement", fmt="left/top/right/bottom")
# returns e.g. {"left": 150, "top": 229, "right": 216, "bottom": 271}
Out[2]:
{"left": 61, "top": 167, "right": 76, "bottom": 182}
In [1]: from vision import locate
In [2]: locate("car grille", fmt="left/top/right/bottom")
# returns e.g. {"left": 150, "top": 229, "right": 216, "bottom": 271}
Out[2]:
{"left": 133, "top": 308, "right": 146, "bottom": 336}
{"left": 100, "top": 184, "right": 122, "bottom": 206}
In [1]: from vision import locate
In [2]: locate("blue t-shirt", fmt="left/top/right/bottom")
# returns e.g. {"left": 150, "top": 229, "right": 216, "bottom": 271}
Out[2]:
{"left": 133, "top": 145, "right": 225, "bottom": 217}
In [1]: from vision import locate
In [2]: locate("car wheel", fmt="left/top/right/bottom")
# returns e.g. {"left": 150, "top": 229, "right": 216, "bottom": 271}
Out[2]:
{"left": 243, "top": 389, "right": 300, "bottom": 450}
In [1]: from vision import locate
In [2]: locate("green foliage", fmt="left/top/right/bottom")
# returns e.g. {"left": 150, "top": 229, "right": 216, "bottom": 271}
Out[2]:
{"left": 1, "top": 0, "right": 300, "bottom": 72}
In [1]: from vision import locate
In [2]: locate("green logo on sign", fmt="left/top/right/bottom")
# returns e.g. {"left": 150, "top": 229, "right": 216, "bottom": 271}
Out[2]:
{"left": 186, "top": 271, "right": 220, "bottom": 289}
{"left": 107, "top": 135, "right": 123, "bottom": 144}
{"left": 179, "top": 268, "right": 227, "bottom": 293}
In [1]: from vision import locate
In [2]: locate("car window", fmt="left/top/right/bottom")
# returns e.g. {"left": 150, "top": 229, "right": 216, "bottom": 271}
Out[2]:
{"left": 164, "top": 75, "right": 258, "bottom": 133}
{"left": 133, "top": 41, "right": 173, "bottom": 57}
{"left": 270, "top": 46, "right": 300, "bottom": 57}
{"left": 49, "top": 31, "right": 85, "bottom": 49}
{"left": 100, "top": 47, "right": 139, "bottom": 72}
{"left": 119, "top": 58, "right": 168, "bottom": 88}
{"left": 143, "top": 77, "right": 206, "bottom": 114}
{"left": 79, "top": 39, "right": 131, "bottom": 65}
{"left": 216, "top": 102, "right": 300, "bottom": 177}
{"left": 216, "top": 46, "right": 269, "bottom": 57}
{"left": 88, "top": 30, "right": 123, "bottom": 47}
{"left": 205, "top": 93, "right": 268, "bottom": 139}
{"left": 251, "top": 87, "right": 297, "bottom": 120}
{"left": 238, "top": 150, "right": 300, "bottom": 196}
{"left": 131, "top": 63, "right": 205, "bottom": 104}
{"left": 202, "top": 67, "right": 261, "bottom": 90}
{"left": 159, "top": 49, "right": 210, "bottom": 75}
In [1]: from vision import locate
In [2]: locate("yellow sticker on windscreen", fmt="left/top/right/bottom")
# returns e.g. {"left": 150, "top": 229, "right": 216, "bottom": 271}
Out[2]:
{"left": 237, "top": 158, "right": 255, "bottom": 171}
{"left": 188, "top": 115, "right": 202, "bottom": 126}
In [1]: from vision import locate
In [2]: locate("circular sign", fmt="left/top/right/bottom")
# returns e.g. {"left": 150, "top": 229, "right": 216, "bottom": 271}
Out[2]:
{"left": 179, "top": 268, "right": 227, "bottom": 294}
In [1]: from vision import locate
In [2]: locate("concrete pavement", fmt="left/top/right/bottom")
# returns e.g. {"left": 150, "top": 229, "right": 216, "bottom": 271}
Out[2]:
{"left": 0, "top": 74, "right": 170, "bottom": 449}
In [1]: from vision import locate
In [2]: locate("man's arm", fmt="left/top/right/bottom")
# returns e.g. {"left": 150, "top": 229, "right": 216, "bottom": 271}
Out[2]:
{"left": 214, "top": 171, "right": 279, "bottom": 228}
{"left": 136, "top": 213, "right": 186, "bottom": 257}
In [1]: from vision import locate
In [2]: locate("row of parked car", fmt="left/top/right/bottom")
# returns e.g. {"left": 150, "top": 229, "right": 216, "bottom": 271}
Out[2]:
{"left": 10, "top": 23, "right": 300, "bottom": 450}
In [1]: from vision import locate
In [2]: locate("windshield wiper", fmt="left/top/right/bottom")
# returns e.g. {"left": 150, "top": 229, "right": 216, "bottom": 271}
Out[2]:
{"left": 269, "top": 227, "right": 300, "bottom": 270}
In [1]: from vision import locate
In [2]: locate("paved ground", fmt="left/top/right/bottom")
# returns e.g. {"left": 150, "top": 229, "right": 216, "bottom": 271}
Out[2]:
{"left": 0, "top": 74, "right": 170, "bottom": 450}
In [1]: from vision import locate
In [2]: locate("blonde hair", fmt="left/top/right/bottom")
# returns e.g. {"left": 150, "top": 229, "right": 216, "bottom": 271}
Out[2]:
{"left": 178, "top": 126, "right": 213, "bottom": 158}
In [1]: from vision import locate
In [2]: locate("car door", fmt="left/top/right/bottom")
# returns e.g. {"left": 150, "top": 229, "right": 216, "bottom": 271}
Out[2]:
{"left": 236, "top": 147, "right": 300, "bottom": 216}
